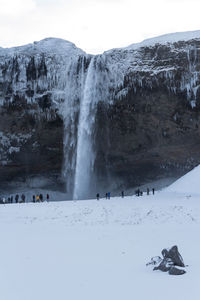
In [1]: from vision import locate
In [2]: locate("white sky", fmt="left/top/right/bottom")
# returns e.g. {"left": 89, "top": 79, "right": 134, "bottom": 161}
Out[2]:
{"left": 0, "top": 0, "right": 199, "bottom": 54}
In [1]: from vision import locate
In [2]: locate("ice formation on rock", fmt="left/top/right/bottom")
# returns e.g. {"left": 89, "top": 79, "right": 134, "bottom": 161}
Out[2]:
{"left": 1, "top": 32, "right": 200, "bottom": 197}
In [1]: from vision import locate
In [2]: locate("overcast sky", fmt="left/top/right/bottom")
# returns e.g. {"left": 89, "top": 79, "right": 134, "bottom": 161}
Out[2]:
{"left": 0, "top": 0, "right": 199, "bottom": 54}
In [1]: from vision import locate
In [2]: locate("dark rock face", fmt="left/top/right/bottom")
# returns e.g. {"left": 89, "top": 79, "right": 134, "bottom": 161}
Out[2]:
{"left": 0, "top": 102, "right": 63, "bottom": 182}
{"left": 94, "top": 41, "right": 200, "bottom": 190}
{"left": 1, "top": 36, "right": 200, "bottom": 193}
{"left": 0, "top": 39, "right": 89, "bottom": 191}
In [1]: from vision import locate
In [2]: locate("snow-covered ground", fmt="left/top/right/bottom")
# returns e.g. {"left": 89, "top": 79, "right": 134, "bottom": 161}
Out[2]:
{"left": 1, "top": 167, "right": 200, "bottom": 300}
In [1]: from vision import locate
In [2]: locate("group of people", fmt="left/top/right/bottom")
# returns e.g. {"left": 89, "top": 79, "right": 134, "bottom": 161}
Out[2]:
{"left": 96, "top": 190, "right": 125, "bottom": 200}
{"left": 0, "top": 193, "right": 50, "bottom": 204}
{"left": 135, "top": 187, "right": 155, "bottom": 196}
{"left": 96, "top": 188, "right": 155, "bottom": 200}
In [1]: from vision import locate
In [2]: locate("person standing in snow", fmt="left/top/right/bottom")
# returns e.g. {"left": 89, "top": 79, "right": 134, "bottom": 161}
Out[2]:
{"left": 46, "top": 194, "right": 49, "bottom": 201}
{"left": 96, "top": 193, "right": 100, "bottom": 200}
{"left": 147, "top": 188, "right": 149, "bottom": 195}
{"left": 33, "top": 195, "right": 35, "bottom": 203}
{"left": 10, "top": 196, "right": 13, "bottom": 203}
{"left": 39, "top": 194, "right": 43, "bottom": 202}
{"left": 107, "top": 192, "right": 110, "bottom": 199}
{"left": 136, "top": 189, "right": 140, "bottom": 197}
{"left": 121, "top": 191, "right": 124, "bottom": 198}
{"left": 36, "top": 195, "right": 40, "bottom": 202}
{"left": 105, "top": 192, "right": 108, "bottom": 199}
{"left": 15, "top": 194, "right": 19, "bottom": 203}
{"left": 21, "top": 194, "right": 25, "bottom": 203}
{"left": 152, "top": 188, "right": 155, "bottom": 195}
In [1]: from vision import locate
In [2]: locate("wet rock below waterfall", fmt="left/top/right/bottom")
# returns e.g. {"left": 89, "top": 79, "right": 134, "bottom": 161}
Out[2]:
{"left": 146, "top": 245, "right": 186, "bottom": 275}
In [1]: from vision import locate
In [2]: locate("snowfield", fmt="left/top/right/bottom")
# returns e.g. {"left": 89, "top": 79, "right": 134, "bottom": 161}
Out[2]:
{"left": 1, "top": 167, "right": 200, "bottom": 300}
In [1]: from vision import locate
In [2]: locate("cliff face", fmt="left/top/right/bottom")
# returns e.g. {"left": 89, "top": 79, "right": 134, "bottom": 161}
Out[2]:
{"left": 94, "top": 38, "right": 200, "bottom": 189}
{"left": 1, "top": 33, "right": 200, "bottom": 195}
{"left": 0, "top": 38, "right": 90, "bottom": 189}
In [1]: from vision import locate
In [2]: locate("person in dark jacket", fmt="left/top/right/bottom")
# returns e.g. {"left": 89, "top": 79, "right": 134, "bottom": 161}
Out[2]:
{"left": 33, "top": 195, "right": 35, "bottom": 203}
{"left": 107, "top": 192, "right": 110, "bottom": 199}
{"left": 147, "top": 188, "right": 149, "bottom": 195}
{"left": 10, "top": 196, "right": 13, "bottom": 203}
{"left": 21, "top": 194, "right": 25, "bottom": 203}
{"left": 105, "top": 193, "right": 108, "bottom": 199}
{"left": 96, "top": 193, "right": 100, "bottom": 200}
{"left": 46, "top": 194, "right": 49, "bottom": 201}
{"left": 39, "top": 194, "right": 43, "bottom": 202}
{"left": 15, "top": 194, "right": 19, "bottom": 203}
{"left": 136, "top": 189, "right": 140, "bottom": 197}
{"left": 152, "top": 188, "right": 155, "bottom": 195}
{"left": 121, "top": 191, "right": 124, "bottom": 198}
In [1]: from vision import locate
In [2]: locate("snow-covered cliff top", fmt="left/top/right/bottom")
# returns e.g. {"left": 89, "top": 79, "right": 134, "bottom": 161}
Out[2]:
{"left": 1, "top": 30, "right": 200, "bottom": 58}
{"left": 0, "top": 37, "right": 86, "bottom": 57}
{"left": 126, "top": 30, "right": 200, "bottom": 50}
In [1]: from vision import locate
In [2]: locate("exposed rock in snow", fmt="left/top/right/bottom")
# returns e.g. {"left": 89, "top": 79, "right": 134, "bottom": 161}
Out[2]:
{"left": 168, "top": 266, "right": 186, "bottom": 275}
{"left": 148, "top": 245, "right": 186, "bottom": 275}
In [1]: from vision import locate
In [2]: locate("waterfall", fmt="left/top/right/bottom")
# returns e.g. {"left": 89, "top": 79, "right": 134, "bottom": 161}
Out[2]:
{"left": 73, "top": 57, "right": 97, "bottom": 199}
{"left": 62, "top": 56, "right": 88, "bottom": 198}
{"left": 73, "top": 54, "right": 110, "bottom": 199}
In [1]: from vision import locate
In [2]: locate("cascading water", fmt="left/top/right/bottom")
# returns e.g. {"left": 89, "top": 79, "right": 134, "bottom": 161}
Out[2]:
{"left": 61, "top": 56, "right": 89, "bottom": 198}
{"left": 73, "top": 54, "right": 111, "bottom": 199}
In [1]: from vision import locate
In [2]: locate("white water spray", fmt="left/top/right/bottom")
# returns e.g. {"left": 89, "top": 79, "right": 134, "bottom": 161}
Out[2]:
{"left": 73, "top": 57, "right": 97, "bottom": 199}
{"left": 73, "top": 55, "right": 111, "bottom": 199}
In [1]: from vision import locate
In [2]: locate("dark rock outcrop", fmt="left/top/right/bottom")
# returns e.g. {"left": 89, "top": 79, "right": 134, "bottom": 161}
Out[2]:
{"left": 148, "top": 245, "right": 186, "bottom": 275}
{"left": 162, "top": 245, "right": 185, "bottom": 267}
{"left": 168, "top": 266, "right": 186, "bottom": 275}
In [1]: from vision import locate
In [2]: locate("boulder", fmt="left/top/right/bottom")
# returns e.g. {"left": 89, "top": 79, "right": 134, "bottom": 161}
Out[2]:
{"left": 168, "top": 266, "right": 186, "bottom": 275}
{"left": 162, "top": 245, "right": 185, "bottom": 267}
{"left": 153, "top": 258, "right": 174, "bottom": 272}
{"left": 148, "top": 245, "right": 186, "bottom": 275}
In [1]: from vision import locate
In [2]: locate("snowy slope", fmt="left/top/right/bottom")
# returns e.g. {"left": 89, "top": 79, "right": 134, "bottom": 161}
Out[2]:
{"left": 126, "top": 30, "right": 200, "bottom": 50}
{"left": 167, "top": 164, "right": 200, "bottom": 194}
{"left": 0, "top": 188, "right": 199, "bottom": 300}
{"left": 0, "top": 37, "right": 86, "bottom": 56}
